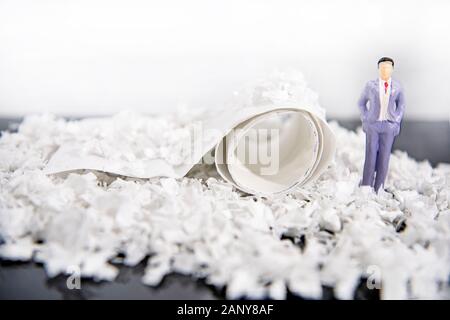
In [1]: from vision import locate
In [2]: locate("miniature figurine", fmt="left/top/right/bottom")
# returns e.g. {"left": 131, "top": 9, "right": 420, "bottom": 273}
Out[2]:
{"left": 358, "top": 57, "right": 405, "bottom": 192}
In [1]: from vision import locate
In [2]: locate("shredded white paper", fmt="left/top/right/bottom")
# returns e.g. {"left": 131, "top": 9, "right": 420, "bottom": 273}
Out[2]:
{"left": 0, "top": 112, "right": 449, "bottom": 300}
{"left": 0, "top": 71, "right": 449, "bottom": 299}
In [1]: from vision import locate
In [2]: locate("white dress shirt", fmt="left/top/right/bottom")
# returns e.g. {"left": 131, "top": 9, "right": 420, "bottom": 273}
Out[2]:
{"left": 378, "top": 78, "right": 392, "bottom": 121}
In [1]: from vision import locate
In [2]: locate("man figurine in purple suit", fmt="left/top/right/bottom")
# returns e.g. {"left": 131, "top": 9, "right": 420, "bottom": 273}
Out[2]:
{"left": 358, "top": 57, "right": 405, "bottom": 193}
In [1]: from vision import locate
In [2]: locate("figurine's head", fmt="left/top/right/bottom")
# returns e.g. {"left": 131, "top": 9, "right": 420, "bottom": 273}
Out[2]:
{"left": 378, "top": 57, "right": 394, "bottom": 81}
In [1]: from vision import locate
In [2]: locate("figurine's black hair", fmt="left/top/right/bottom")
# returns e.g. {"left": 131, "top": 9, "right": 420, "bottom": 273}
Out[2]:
{"left": 378, "top": 57, "right": 394, "bottom": 68}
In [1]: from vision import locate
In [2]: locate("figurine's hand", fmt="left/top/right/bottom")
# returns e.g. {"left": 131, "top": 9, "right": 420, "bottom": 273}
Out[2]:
{"left": 361, "top": 112, "right": 368, "bottom": 123}
{"left": 362, "top": 121, "right": 368, "bottom": 133}
{"left": 387, "top": 120, "right": 400, "bottom": 136}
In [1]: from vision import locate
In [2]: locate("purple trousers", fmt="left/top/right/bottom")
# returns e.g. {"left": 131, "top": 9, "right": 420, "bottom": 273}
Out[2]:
{"left": 361, "top": 120, "right": 398, "bottom": 192}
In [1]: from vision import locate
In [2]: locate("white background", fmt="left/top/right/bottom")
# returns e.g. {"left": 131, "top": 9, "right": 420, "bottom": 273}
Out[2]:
{"left": 0, "top": 0, "right": 449, "bottom": 120}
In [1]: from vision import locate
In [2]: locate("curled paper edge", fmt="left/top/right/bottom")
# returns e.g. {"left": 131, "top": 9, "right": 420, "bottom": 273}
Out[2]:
{"left": 213, "top": 105, "right": 336, "bottom": 195}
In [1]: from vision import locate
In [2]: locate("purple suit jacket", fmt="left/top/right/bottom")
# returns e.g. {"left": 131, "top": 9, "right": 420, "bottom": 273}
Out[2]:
{"left": 358, "top": 78, "right": 405, "bottom": 135}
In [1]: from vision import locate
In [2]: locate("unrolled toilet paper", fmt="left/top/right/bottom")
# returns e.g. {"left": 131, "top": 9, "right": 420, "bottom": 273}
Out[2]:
{"left": 43, "top": 104, "right": 335, "bottom": 196}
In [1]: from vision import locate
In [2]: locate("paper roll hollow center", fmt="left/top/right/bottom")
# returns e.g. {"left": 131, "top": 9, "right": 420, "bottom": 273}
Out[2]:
{"left": 223, "top": 110, "right": 320, "bottom": 195}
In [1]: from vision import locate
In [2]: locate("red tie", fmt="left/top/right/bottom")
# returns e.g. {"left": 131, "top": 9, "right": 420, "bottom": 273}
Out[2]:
{"left": 384, "top": 81, "right": 389, "bottom": 94}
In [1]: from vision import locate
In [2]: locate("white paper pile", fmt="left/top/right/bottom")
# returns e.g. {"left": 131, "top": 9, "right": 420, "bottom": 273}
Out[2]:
{"left": 0, "top": 73, "right": 449, "bottom": 300}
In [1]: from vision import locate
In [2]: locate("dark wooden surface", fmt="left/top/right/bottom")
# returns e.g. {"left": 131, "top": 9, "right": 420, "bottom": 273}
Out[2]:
{"left": 0, "top": 117, "right": 449, "bottom": 300}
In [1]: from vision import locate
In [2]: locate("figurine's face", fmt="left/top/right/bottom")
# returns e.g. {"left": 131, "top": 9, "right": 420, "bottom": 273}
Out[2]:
{"left": 378, "top": 62, "right": 393, "bottom": 80}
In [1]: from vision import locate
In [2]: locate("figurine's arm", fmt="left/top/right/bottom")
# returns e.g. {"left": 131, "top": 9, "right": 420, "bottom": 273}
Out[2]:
{"left": 358, "top": 83, "right": 369, "bottom": 121}
{"left": 392, "top": 89, "right": 405, "bottom": 123}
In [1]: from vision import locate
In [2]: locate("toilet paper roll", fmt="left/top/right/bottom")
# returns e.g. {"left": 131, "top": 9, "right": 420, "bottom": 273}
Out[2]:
{"left": 211, "top": 106, "right": 335, "bottom": 195}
